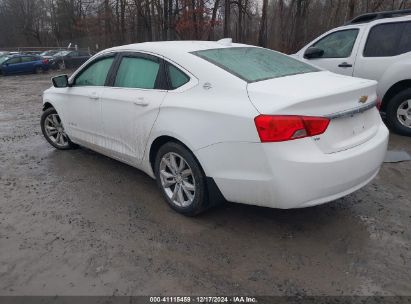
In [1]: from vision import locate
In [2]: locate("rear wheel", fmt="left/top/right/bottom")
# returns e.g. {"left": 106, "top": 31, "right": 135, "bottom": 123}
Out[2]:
{"left": 386, "top": 88, "right": 411, "bottom": 136}
{"left": 34, "top": 66, "right": 43, "bottom": 74}
{"left": 58, "top": 61, "right": 66, "bottom": 70}
{"left": 41, "top": 107, "right": 75, "bottom": 150}
{"left": 154, "top": 142, "right": 210, "bottom": 216}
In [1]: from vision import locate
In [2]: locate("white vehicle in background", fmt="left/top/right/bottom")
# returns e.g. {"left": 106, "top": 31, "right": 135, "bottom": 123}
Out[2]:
{"left": 41, "top": 41, "right": 388, "bottom": 215}
{"left": 295, "top": 9, "right": 411, "bottom": 136}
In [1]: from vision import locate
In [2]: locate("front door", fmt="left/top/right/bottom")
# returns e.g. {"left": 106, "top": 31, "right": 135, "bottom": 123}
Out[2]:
{"left": 300, "top": 28, "right": 361, "bottom": 76}
{"left": 100, "top": 53, "right": 167, "bottom": 165}
{"left": 3, "top": 57, "right": 22, "bottom": 74}
{"left": 61, "top": 55, "right": 116, "bottom": 147}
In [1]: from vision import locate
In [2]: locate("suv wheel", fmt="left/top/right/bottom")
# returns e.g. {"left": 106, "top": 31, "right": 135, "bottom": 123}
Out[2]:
{"left": 154, "top": 142, "right": 210, "bottom": 216}
{"left": 41, "top": 107, "right": 75, "bottom": 150}
{"left": 386, "top": 88, "right": 411, "bottom": 136}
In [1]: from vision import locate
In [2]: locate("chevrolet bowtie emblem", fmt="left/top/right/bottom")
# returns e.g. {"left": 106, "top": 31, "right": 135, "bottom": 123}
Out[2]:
{"left": 359, "top": 96, "right": 368, "bottom": 103}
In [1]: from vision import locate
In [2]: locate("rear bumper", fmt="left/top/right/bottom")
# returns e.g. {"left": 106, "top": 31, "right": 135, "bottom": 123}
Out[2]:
{"left": 196, "top": 124, "right": 389, "bottom": 209}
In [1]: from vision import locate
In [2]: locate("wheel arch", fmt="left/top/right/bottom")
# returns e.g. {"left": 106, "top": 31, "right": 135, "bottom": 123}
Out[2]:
{"left": 148, "top": 135, "right": 201, "bottom": 174}
{"left": 382, "top": 79, "right": 411, "bottom": 112}
{"left": 42, "top": 101, "right": 54, "bottom": 111}
{"left": 148, "top": 135, "right": 226, "bottom": 207}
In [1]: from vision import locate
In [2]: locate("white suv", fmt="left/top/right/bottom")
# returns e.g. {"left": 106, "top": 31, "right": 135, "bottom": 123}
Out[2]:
{"left": 295, "top": 10, "right": 411, "bottom": 136}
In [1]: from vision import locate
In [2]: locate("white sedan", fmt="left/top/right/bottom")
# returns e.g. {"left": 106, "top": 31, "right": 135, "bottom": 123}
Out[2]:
{"left": 41, "top": 40, "right": 389, "bottom": 215}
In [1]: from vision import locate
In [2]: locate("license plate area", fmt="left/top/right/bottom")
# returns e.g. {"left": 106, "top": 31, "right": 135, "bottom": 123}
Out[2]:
{"left": 314, "top": 108, "right": 379, "bottom": 153}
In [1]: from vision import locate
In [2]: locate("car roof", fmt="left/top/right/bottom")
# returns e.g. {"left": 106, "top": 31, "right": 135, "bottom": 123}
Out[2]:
{"left": 337, "top": 14, "right": 411, "bottom": 30}
{"left": 75, "top": 41, "right": 255, "bottom": 87}
{"left": 103, "top": 40, "right": 249, "bottom": 58}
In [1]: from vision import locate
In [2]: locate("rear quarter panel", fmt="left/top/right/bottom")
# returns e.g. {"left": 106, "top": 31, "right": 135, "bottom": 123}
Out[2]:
{"left": 145, "top": 82, "right": 260, "bottom": 177}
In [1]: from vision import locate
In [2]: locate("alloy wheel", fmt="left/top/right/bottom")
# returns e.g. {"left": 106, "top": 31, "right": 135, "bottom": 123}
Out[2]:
{"left": 397, "top": 99, "right": 411, "bottom": 128}
{"left": 159, "top": 152, "right": 196, "bottom": 207}
{"left": 44, "top": 113, "right": 69, "bottom": 147}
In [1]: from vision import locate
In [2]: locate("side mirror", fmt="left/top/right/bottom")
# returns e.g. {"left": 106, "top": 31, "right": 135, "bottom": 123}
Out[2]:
{"left": 52, "top": 75, "right": 70, "bottom": 88}
{"left": 304, "top": 47, "right": 324, "bottom": 59}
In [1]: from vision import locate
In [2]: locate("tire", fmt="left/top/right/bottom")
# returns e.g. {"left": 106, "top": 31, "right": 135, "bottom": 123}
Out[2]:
{"left": 154, "top": 142, "right": 210, "bottom": 216}
{"left": 34, "top": 66, "right": 43, "bottom": 74}
{"left": 41, "top": 107, "right": 75, "bottom": 150}
{"left": 385, "top": 88, "right": 411, "bottom": 136}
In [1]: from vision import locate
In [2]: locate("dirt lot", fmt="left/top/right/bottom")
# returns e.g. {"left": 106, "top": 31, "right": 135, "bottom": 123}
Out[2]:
{"left": 0, "top": 71, "right": 410, "bottom": 296}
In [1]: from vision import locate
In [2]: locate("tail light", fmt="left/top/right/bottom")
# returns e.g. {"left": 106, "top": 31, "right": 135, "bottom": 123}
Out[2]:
{"left": 42, "top": 59, "right": 49, "bottom": 64}
{"left": 254, "top": 115, "right": 330, "bottom": 142}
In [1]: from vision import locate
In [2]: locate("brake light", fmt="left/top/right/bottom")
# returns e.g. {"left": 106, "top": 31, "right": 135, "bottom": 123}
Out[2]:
{"left": 42, "top": 59, "right": 49, "bottom": 64}
{"left": 254, "top": 115, "right": 330, "bottom": 142}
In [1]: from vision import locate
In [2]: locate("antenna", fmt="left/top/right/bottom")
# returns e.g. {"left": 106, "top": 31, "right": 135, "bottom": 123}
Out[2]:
{"left": 217, "top": 38, "right": 232, "bottom": 46}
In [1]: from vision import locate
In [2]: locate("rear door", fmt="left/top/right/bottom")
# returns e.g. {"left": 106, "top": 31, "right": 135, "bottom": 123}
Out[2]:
{"left": 298, "top": 28, "right": 362, "bottom": 76}
{"left": 21, "top": 56, "right": 35, "bottom": 73}
{"left": 100, "top": 52, "right": 167, "bottom": 165}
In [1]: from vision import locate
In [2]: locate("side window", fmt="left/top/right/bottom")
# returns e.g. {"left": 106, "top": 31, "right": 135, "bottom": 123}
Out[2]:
{"left": 364, "top": 23, "right": 405, "bottom": 57}
{"left": 312, "top": 29, "right": 359, "bottom": 58}
{"left": 21, "top": 56, "right": 33, "bottom": 63}
{"left": 74, "top": 57, "right": 114, "bottom": 87}
{"left": 399, "top": 22, "right": 411, "bottom": 55}
{"left": 6, "top": 57, "right": 21, "bottom": 64}
{"left": 114, "top": 56, "right": 160, "bottom": 89}
{"left": 167, "top": 64, "right": 189, "bottom": 89}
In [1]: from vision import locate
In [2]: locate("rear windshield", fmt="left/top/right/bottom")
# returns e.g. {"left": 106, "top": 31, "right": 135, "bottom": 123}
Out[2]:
{"left": 192, "top": 47, "right": 319, "bottom": 83}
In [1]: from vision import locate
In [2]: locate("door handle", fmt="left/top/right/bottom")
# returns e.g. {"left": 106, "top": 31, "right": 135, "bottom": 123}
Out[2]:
{"left": 89, "top": 92, "right": 99, "bottom": 100}
{"left": 133, "top": 97, "right": 149, "bottom": 107}
{"left": 338, "top": 62, "right": 353, "bottom": 68}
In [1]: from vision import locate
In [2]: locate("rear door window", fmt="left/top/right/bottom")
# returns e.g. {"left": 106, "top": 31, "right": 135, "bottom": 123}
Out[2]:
{"left": 21, "top": 56, "right": 34, "bottom": 63}
{"left": 364, "top": 21, "right": 411, "bottom": 57}
{"left": 167, "top": 64, "right": 189, "bottom": 89}
{"left": 114, "top": 56, "right": 160, "bottom": 89}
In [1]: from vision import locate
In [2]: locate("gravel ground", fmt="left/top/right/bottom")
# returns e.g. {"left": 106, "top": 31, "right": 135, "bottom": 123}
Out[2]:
{"left": 0, "top": 71, "right": 410, "bottom": 296}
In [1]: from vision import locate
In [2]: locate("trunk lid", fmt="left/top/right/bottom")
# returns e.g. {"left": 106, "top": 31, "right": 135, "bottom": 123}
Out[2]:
{"left": 247, "top": 71, "right": 381, "bottom": 153}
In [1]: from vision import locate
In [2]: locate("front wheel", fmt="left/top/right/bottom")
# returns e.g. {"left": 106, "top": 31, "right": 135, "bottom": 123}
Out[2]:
{"left": 386, "top": 89, "right": 411, "bottom": 136}
{"left": 41, "top": 107, "right": 75, "bottom": 150}
{"left": 154, "top": 142, "right": 210, "bottom": 216}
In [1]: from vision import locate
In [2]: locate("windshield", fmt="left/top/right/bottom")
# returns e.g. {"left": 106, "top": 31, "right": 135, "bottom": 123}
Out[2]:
{"left": 192, "top": 47, "right": 319, "bottom": 83}
{"left": 0, "top": 56, "right": 10, "bottom": 64}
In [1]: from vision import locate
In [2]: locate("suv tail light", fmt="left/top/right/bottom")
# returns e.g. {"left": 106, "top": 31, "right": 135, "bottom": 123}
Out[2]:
{"left": 254, "top": 115, "right": 330, "bottom": 142}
